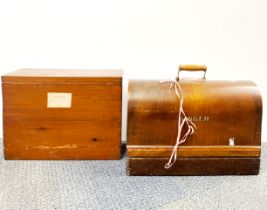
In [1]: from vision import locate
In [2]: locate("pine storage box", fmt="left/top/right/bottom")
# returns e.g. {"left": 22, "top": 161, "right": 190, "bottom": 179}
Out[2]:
{"left": 2, "top": 69, "right": 123, "bottom": 160}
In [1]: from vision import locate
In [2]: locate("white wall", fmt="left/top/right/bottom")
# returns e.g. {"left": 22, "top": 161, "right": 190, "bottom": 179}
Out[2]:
{"left": 0, "top": 0, "right": 266, "bottom": 141}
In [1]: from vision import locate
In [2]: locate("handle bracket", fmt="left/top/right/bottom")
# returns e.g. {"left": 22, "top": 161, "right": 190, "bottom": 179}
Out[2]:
{"left": 177, "top": 64, "right": 207, "bottom": 80}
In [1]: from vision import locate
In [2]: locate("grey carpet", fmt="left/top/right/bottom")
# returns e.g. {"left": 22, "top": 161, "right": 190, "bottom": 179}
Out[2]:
{"left": 0, "top": 140, "right": 266, "bottom": 210}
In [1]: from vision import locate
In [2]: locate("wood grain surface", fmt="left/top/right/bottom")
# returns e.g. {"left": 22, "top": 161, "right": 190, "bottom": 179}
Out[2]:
{"left": 127, "top": 146, "right": 261, "bottom": 157}
{"left": 127, "top": 79, "right": 262, "bottom": 175}
{"left": 2, "top": 69, "right": 123, "bottom": 160}
{"left": 127, "top": 157, "right": 260, "bottom": 176}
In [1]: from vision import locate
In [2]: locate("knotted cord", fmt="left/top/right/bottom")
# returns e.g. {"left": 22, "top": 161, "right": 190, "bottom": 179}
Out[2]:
{"left": 160, "top": 80, "right": 196, "bottom": 169}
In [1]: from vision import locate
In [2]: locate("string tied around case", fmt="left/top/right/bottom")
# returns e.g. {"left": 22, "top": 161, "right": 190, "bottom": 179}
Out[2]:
{"left": 160, "top": 79, "right": 196, "bottom": 169}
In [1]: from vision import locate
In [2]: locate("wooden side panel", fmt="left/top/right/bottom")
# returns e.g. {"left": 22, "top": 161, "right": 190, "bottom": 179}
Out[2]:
{"left": 127, "top": 157, "right": 260, "bottom": 176}
{"left": 3, "top": 81, "right": 122, "bottom": 160}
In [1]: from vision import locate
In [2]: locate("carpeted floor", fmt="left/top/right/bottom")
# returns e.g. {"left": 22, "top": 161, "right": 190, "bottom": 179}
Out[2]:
{"left": 0, "top": 141, "right": 266, "bottom": 210}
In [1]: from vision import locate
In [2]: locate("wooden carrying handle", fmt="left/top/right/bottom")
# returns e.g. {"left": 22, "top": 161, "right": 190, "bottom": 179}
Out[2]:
{"left": 177, "top": 64, "right": 207, "bottom": 80}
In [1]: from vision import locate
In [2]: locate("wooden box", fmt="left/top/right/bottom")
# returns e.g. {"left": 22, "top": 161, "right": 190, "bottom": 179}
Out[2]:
{"left": 2, "top": 69, "right": 123, "bottom": 160}
{"left": 127, "top": 65, "right": 262, "bottom": 175}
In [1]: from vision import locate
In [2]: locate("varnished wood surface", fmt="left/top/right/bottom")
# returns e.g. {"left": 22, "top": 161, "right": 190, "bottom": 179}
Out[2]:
{"left": 126, "top": 79, "right": 262, "bottom": 175}
{"left": 2, "top": 69, "right": 123, "bottom": 77}
{"left": 127, "top": 146, "right": 261, "bottom": 157}
{"left": 127, "top": 157, "right": 260, "bottom": 175}
{"left": 6, "top": 146, "right": 121, "bottom": 160}
{"left": 179, "top": 64, "right": 207, "bottom": 71}
{"left": 127, "top": 80, "right": 262, "bottom": 148}
{"left": 2, "top": 69, "right": 123, "bottom": 84}
{"left": 2, "top": 69, "right": 122, "bottom": 160}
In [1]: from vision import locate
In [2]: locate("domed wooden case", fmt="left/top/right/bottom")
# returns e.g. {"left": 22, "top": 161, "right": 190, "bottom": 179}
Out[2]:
{"left": 126, "top": 65, "right": 262, "bottom": 175}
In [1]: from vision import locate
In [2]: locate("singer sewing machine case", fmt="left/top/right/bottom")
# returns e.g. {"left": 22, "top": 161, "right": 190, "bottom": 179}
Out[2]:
{"left": 2, "top": 69, "right": 123, "bottom": 160}
{"left": 126, "top": 66, "right": 262, "bottom": 175}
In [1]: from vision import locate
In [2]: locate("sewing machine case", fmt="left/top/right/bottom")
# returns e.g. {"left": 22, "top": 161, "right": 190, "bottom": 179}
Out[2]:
{"left": 126, "top": 65, "right": 262, "bottom": 175}
{"left": 2, "top": 69, "right": 123, "bottom": 160}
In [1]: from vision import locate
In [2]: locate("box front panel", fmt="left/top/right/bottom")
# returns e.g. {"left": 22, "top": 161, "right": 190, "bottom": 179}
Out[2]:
{"left": 3, "top": 82, "right": 122, "bottom": 159}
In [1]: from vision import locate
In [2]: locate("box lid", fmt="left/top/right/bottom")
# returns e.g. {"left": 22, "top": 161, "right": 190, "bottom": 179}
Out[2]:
{"left": 2, "top": 69, "right": 123, "bottom": 84}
